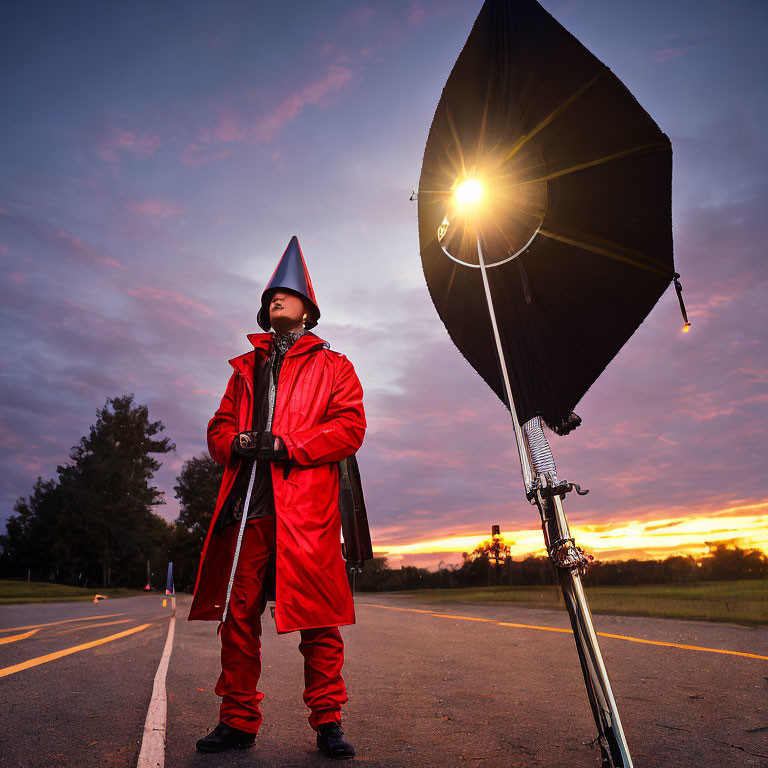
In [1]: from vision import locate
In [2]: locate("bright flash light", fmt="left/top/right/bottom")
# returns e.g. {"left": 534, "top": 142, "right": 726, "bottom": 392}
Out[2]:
{"left": 454, "top": 178, "right": 483, "bottom": 208}
{"left": 682, "top": 322, "right": 691, "bottom": 333}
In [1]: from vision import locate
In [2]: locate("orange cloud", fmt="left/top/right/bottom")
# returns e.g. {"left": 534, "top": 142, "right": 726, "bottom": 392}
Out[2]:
{"left": 372, "top": 499, "right": 768, "bottom": 565}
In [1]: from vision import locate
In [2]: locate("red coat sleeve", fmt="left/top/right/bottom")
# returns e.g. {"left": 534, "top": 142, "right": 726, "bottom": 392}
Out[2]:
{"left": 207, "top": 370, "right": 242, "bottom": 466}
{"left": 281, "top": 355, "right": 366, "bottom": 466}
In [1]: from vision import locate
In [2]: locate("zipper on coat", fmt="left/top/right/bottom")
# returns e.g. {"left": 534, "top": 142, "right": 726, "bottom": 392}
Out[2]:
{"left": 221, "top": 346, "right": 280, "bottom": 624}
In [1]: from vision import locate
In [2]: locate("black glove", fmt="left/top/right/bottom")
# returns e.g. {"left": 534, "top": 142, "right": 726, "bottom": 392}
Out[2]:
{"left": 231, "top": 430, "right": 288, "bottom": 461}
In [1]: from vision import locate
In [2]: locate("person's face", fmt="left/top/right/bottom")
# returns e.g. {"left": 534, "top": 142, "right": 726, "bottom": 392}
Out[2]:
{"left": 269, "top": 291, "right": 307, "bottom": 333}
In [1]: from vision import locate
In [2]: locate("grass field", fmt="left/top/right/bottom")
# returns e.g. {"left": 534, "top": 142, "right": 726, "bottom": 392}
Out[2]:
{"left": 0, "top": 579, "right": 150, "bottom": 604}
{"left": 372, "top": 580, "right": 768, "bottom": 626}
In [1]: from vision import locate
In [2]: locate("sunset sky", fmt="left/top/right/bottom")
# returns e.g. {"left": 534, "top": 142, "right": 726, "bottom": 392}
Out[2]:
{"left": 1, "top": 0, "right": 766, "bottom": 569}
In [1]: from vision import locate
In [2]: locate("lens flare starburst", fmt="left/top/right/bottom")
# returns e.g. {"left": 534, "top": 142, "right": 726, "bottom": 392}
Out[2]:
{"left": 454, "top": 178, "right": 483, "bottom": 208}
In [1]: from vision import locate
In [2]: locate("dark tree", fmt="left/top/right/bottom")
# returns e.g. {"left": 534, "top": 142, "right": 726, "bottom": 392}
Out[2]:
{"left": 170, "top": 452, "right": 224, "bottom": 591}
{"left": 1, "top": 478, "right": 67, "bottom": 582}
{"left": 461, "top": 536, "right": 513, "bottom": 586}
{"left": 173, "top": 453, "right": 223, "bottom": 546}
{"left": 1, "top": 395, "right": 175, "bottom": 587}
{"left": 700, "top": 542, "right": 768, "bottom": 580}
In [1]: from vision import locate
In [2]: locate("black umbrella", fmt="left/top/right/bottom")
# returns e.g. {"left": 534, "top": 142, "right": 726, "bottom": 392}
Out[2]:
{"left": 416, "top": 2, "right": 687, "bottom": 766}
{"left": 418, "top": 0, "right": 684, "bottom": 436}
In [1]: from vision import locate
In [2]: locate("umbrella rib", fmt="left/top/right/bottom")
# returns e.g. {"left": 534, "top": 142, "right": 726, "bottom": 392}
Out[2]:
{"left": 445, "top": 106, "right": 469, "bottom": 179}
{"left": 485, "top": 206, "right": 536, "bottom": 259}
{"left": 503, "top": 69, "right": 607, "bottom": 162}
{"left": 511, "top": 142, "right": 670, "bottom": 185}
{"left": 537, "top": 229, "right": 672, "bottom": 276}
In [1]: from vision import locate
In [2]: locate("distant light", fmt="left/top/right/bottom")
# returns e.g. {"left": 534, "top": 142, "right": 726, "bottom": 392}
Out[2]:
{"left": 682, "top": 322, "right": 691, "bottom": 333}
{"left": 455, "top": 179, "right": 483, "bottom": 208}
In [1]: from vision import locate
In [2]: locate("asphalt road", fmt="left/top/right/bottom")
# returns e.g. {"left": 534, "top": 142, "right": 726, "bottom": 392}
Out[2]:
{"left": 1, "top": 593, "right": 766, "bottom": 767}
{"left": 0, "top": 595, "right": 170, "bottom": 767}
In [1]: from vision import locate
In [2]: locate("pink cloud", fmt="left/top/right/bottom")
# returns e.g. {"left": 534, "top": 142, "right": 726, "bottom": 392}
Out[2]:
{"left": 741, "top": 392, "right": 768, "bottom": 405}
{"left": 737, "top": 368, "right": 768, "bottom": 384}
{"left": 178, "top": 3, "right": 438, "bottom": 167}
{"left": 346, "top": 7, "right": 376, "bottom": 28}
{"left": 259, "top": 63, "right": 353, "bottom": 141}
{"left": 126, "top": 284, "right": 214, "bottom": 317}
{"left": 70, "top": 176, "right": 104, "bottom": 191}
{"left": 404, "top": 1, "right": 455, "bottom": 28}
{"left": 671, "top": 387, "right": 738, "bottom": 421}
{"left": 167, "top": 371, "right": 220, "bottom": 399}
{"left": 687, "top": 282, "right": 748, "bottom": 324}
{"left": 549, "top": 1, "right": 579, "bottom": 16}
{"left": 203, "top": 62, "right": 354, "bottom": 151}
{"left": 55, "top": 230, "right": 123, "bottom": 269}
{"left": 125, "top": 198, "right": 184, "bottom": 218}
{"left": 96, "top": 127, "right": 162, "bottom": 164}
{"left": 651, "top": 46, "right": 698, "bottom": 62}
{"left": 212, "top": 108, "right": 243, "bottom": 143}
{"left": 0, "top": 207, "right": 126, "bottom": 271}
{"left": 408, "top": 3, "right": 426, "bottom": 26}
{"left": 0, "top": 242, "right": 9, "bottom": 254}
{"left": 180, "top": 142, "right": 232, "bottom": 167}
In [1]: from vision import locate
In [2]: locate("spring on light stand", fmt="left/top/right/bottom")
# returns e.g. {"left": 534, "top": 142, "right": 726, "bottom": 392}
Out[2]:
{"left": 523, "top": 417, "right": 558, "bottom": 481}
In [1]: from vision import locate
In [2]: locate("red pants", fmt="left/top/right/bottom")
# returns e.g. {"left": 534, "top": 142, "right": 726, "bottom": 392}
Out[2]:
{"left": 215, "top": 516, "right": 348, "bottom": 734}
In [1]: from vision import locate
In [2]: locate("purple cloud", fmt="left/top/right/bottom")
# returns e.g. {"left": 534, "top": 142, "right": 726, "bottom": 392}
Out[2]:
{"left": 95, "top": 127, "right": 162, "bottom": 164}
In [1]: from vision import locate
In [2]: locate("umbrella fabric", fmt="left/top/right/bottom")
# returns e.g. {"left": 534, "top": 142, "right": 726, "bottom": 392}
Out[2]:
{"left": 417, "top": 0, "right": 673, "bottom": 434}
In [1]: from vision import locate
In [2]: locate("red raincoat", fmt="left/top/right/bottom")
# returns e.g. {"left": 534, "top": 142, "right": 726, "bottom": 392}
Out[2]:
{"left": 188, "top": 331, "right": 366, "bottom": 633}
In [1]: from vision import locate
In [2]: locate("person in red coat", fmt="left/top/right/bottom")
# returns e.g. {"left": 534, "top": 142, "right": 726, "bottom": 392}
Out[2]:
{"left": 190, "top": 236, "right": 365, "bottom": 758}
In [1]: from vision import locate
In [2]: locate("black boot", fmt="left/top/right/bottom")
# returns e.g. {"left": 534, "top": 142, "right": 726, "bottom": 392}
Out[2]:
{"left": 316, "top": 722, "right": 355, "bottom": 759}
{"left": 195, "top": 721, "right": 256, "bottom": 753}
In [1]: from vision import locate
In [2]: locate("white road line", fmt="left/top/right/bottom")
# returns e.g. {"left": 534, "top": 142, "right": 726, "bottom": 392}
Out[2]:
{"left": 137, "top": 598, "right": 176, "bottom": 768}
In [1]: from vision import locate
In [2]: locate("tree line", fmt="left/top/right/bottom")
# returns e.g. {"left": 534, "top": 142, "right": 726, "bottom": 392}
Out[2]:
{"left": 356, "top": 539, "right": 768, "bottom": 592}
{"left": 0, "top": 395, "right": 220, "bottom": 592}
{"left": 2, "top": 394, "right": 766, "bottom": 592}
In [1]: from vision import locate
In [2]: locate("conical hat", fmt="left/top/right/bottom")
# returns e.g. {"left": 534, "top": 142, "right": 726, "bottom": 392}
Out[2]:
{"left": 257, "top": 235, "right": 320, "bottom": 330}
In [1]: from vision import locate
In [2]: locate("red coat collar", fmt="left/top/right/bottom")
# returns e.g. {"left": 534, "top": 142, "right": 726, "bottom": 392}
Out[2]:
{"left": 229, "top": 331, "right": 327, "bottom": 378}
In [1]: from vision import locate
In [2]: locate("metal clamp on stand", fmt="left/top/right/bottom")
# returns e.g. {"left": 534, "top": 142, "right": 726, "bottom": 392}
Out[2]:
{"left": 531, "top": 472, "right": 592, "bottom": 574}
{"left": 522, "top": 416, "right": 631, "bottom": 768}
{"left": 542, "top": 481, "right": 590, "bottom": 499}
{"left": 548, "top": 537, "right": 594, "bottom": 572}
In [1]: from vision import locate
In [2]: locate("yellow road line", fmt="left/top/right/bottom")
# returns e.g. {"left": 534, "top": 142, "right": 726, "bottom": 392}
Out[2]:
{"left": 0, "top": 624, "right": 152, "bottom": 679}
{"left": 361, "top": 603, "right": 768, "bottom": 661}
{"left": 59, "top": 619, "right": 133, "bottom": 634}
{"left": 498, "top": 621, "right": 572, "bottom": 634}
{"left": 593, "top": 631, "right": 768, "bottom": 660}
{"left": 0, "top": 629, "right": 39, "bottom": 645}
{"left": 0, "top": 613, "right": 125, "bottom": 634}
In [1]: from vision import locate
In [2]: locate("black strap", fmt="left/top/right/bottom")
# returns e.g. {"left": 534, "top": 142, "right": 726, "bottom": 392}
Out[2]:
{"left": 673, "top": 272, "right": 691, "bottom": 330}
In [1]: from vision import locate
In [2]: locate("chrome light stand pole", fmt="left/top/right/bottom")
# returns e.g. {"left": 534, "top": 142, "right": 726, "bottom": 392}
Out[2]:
{"left": 476, "top": 233, "right": 634, "bottom": 768}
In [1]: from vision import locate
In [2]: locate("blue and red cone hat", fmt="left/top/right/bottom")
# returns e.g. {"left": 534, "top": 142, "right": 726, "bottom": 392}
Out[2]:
{"left": 257, "top": 235, "right": 321, "bottom": 331}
